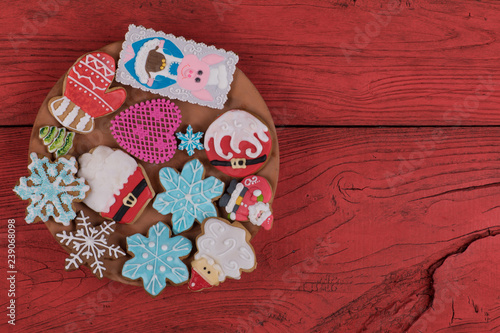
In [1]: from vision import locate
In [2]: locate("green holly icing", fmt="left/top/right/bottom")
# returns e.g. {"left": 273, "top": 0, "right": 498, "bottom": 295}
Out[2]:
{"left": 42, "top": 126, "right": 57, "bottom": 145}
{"left": 39, "top": 126, "right": 50, "bottom": 138}
{"left": 57, "top": 132, "right": 75, "bottom": 158}
{"left": 48, "top": 128, "right": 66, "bottom": 153}
{"left": 39, "top": 126, "right": 75, "bottom": 158}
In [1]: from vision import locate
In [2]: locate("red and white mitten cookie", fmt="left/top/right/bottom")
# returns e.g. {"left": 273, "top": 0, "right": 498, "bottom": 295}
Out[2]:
{"left": 49, "top": 52, "right": 126, "bottom": 134}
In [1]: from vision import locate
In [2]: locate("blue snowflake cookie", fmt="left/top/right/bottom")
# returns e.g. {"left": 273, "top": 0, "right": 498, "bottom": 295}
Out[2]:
{"left": 122, "top": 222, "right": 192, "bottom": 296}
{"left": 176, "top": 125, "right": 204, "bottom": 156}
{"left": 13, "top": 153, "right": 90, "bottom": 226}
{"left": 152, "top": 159, "right": 224, "bottom": 234}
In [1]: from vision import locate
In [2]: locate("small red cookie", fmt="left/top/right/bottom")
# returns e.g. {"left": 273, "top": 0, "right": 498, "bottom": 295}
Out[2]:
{"left": 204, "top": 109, "right": 272, "bottom": 178}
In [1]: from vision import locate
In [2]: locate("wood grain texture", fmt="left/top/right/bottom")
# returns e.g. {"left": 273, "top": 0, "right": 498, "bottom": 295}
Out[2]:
{"left": 3, "top": 126, "right": 500, "bottom": 332}
{"left": 1, "top": 0, "right": 500, "bottom": 126}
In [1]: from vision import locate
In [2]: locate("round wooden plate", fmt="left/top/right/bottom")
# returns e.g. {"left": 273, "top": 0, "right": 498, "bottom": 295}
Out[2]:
{"left": 28, "top": 41, "right": 279, "bottom": 287}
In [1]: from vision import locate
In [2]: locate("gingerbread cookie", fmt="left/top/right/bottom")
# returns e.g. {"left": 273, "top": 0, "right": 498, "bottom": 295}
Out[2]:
{"left": 152, "top": 159, "right": 224, "bottom": 234}
{"left": 110, "top": 99, "right": 181, "bottom": 164}
{"left": 77, "top": 146, "right": 154, "bottom": 224}
{"left": 116, "top": 25, "right": 238, "bottom": 109}
{"left": 176, "top": 125, "right": 204, "bottom": 157}
{"left": 219, "top": 175, "right": 274, "bottom": 230}
{"left": 204, "top": 109, "right": 272, "bottom": 178}
{"left": 56, "top": 211, "right": 126, "bottom": 279}
{"left": 189, "top": 218, "right": 256, "bottom": 291}
{"left": 122, "top": 222, "right": 192, "bottom": 296}
{"left": 48, "top": 51, "right": 126, "bottom": 134}
{"left": 39, "top": 126, "right": 75, "bottom": 158}
{"left": 13, "top": 153, "right": 89, "bottom": 226}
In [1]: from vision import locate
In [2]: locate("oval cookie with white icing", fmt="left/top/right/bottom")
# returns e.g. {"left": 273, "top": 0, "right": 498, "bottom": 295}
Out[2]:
{"left": 204, "top": 109, "right": 272, "bottom": 178}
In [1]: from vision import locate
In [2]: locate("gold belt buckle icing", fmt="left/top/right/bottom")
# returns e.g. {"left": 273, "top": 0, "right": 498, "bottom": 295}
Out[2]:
{"left": 231, "top": 158, "right": 247, "bottom": 169}
{"left": 123, "top": 193, "right": 138, "bottom": 208}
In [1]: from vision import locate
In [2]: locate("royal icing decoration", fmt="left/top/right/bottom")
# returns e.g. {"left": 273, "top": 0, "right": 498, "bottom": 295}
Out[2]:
{"left": 13, "top": 153, "right": 89, "bottom": 225}
{"left": 204, "top": 110, "right": 272, "bottom": 178}
{"left": 39, "top": 126, "right": 75, "bottom": 158}
{"left": 110, "top": 99, "right": 181, "bottom": 164}
{"left": 116, "top": 25, "right": 238, "bottom": 109}
{"left": 48, "top": 52, "right": 126, "bottom": 134}
{"left": 219, "top": 175, "right": 274, "bottom": 230}
{"left": 77, "top": 146, "right": 154, "bottom": 224}
{"left": 122, "top": 222, "right": 192, "bottom": 296}
{"left": 176, "top": 125, "right": 204, "bottom": 156}
{"left": 152, "top": 159, "right": 224, "bottom": 234}
{"left": 189, "top": 218, "right": 256, "bottom": 291}
{"left": 56, "top": 211, "right": 125, "bottom": 278}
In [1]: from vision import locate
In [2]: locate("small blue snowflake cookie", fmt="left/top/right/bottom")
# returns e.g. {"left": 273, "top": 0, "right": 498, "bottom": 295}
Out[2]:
{"left": 152, "top": 159, "right": 224, "bottom": 234}
{"left": 122, "top": 221, "right": 192, "bottom": 296}
{"left": 176, "top": 125, "right": 204, "bottom": 156}
{"left": 13, "top": 153, "right": 90, "bottom": 226}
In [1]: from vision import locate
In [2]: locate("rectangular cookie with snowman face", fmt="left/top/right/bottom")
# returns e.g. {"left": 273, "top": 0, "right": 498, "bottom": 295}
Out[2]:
{"left": 116, "top": 25, "right": 239, "bottom": 109}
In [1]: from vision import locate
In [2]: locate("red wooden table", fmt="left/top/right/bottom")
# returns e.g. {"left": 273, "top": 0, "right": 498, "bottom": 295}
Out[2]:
{"left": 2, "top": 0, "right": 500, "bottom": 332}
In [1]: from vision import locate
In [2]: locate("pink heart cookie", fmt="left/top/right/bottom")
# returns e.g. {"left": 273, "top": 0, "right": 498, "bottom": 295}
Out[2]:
{"left": 110, "top": 99, "right": 182, "bottom": 164}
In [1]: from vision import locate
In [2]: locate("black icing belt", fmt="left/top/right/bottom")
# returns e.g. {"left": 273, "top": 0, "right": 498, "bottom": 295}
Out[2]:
{"left": 113, "top": 179, "right": 148, "bottom": 221}
{"left": 210, "top": 154, "right": 267, "bottom": 167}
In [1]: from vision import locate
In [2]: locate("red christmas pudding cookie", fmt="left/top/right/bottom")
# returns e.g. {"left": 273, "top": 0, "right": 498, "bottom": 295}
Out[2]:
{"left": 204, "top": 109, "right": 272, "bottom": 178}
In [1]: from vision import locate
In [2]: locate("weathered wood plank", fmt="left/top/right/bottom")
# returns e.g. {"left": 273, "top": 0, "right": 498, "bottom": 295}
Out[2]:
{"left": 1, "top": 0, "right": 500, "bottom": 126}
{"left": 2, "top": 126, "right": 500, "bottom": 331}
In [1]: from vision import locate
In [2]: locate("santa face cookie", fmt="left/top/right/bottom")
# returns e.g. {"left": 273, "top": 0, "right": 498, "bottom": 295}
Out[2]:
{"left": 189, "top": 218, "right": 256, "bottom": 291}
{"left": 49, "top": 51, "right": 126, "bottom": 134}
{"left": 77, "top": 146, "right": 154, "bottom": 224}
{"left": 219, "top": 175, "right": 274, "bottom": 230}
{"left": 204, "top": 110, "right": 272, "bottom": 178}
{"left": 116, "top": 25, "right": 238, "bottom": 109}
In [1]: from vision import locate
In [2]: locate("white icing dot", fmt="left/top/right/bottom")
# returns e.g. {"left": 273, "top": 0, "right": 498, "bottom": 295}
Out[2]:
{"left": 106, "top": 60, "right": 110, "bottom": 63}
{"left": 160, "top": 266, "right": 166, "bottom": 272}
{"left": 149, "top": 241, "right": 155, "bottom": 247}
{"left": 84, "top": 90, "right": 87, "bottom": 93}
{"left": 161, "top": 245, "right": 168, "bottom": 251}
{"left": 101, "top": 79, "right": 104, "bottom": 83}
{"left": 191, "top": 282, "right": 195, "bottom": 287}
{"left": 85, "top": 68, "right": 88, "bottom": 71}
{"left": 74, "top": 84, "right": 77, "bottom": 87}
{"left": 167, "top": 256, "right": 173, "bottom": 261}
{"left": 185, "top": 194, "right": 192, "bottom": 201}
{"left": 142, "top": 253, "right": 148, "bottom": 259}
{"left": 90, "top": 72, "right": 93, "bottom": 75}
{"left": 147, "top": 264, "right": 153, "bottom": 270}
{"left": 79, "top": 88, "right": 82, "bottom": 90}
{"left": 102, "top": 104, "right": 105, "bottom": 107}
{"left": 94, "top": 97, "right": 96, "bottom": 100}
{"left": 96, "top": 75, "right": 99, "bottom": 78}
{"left": 97, "top": 53, "right": 100, "bottom": 56}
{"left": 79, "top": 64, "right": 82, "bottom": 67}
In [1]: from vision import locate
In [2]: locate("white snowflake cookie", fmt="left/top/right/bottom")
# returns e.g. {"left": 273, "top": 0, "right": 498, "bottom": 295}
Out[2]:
{"left": 56, "top": 211, "right": 126, "bottom": 278}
